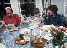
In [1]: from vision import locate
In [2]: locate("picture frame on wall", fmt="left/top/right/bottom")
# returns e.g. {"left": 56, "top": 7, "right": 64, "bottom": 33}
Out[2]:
{"left": 42, "top": 0, "right": 51, "bottom": 10}
{"left": 44, "top": 0, "right": 50, "bottom": 8}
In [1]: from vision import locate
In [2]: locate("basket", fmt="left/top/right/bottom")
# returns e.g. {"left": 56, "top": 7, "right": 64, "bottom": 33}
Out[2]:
{"left": 31, "top": 38, "right": 47, "bottom": 48}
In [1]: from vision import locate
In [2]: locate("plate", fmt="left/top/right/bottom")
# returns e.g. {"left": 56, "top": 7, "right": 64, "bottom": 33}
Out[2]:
{"left": 0, "top": 43, "right": 6, "bottom": 48}
{"left": 20, "top": 28, "right": 30, "bottom": 34}
{"left": 44, "top": 34, "right": 53, "bottom": 40}
{"left": 9, "top": 27, "right": 19, "bottom": 31}
{"left": 15, "top": 40, "right": 28, "bottom": 45}
{"left": 14, "top": 36, "right": 30, "bottom": 45}
{"left": 6, "top": 26, "right": 19, "bottom": 31}
{"left": 42, "top": 25, "right": 51, "bottom": 30}
{"left": 28, "top": 25, "right": 38, "bottom": 29}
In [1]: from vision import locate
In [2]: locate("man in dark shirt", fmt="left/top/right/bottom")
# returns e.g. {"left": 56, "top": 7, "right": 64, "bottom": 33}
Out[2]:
{"left": 45, "top": 5, "right": 64, "bottom": 26}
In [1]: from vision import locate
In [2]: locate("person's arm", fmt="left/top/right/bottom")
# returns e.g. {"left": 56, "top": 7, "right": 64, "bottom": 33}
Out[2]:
{"left": 15, "top": 14, "right": 21, "bottom": 25}
{"left": 15, "top": 14, "right": 25, "bottom": 26}
{"left": 58, "top": 15, "right": 64, "bottom": 26}
{"left": 2, "top": 16, "right": 7, "bottom": 29}
{"left": 45, "top": 15, "right": 50, "bottom": 25}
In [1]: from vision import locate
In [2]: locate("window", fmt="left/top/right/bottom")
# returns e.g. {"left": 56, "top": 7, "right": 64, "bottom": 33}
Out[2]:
{"left": 19, "top": 0, "right": 35, "bottom": 16}
{"left": 64, "top": 0, "right": 67, "bottom": 16}
{"left": 0, "top": 0, "right": 11, "bottom": 19}
{"left": 0, "top": 0, "right": 11, "bottom": 7}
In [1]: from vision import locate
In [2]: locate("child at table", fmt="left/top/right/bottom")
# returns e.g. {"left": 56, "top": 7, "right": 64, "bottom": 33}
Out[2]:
{"left": 33, "top": 8, "right": 44, "bottom": 23}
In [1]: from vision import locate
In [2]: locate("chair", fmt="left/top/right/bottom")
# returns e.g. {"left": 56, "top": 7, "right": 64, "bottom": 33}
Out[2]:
{"left": 62, "top": 15, "right": 67, "bottom": 27}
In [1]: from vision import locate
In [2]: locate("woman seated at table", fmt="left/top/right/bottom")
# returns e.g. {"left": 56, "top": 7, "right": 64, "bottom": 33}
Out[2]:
{"left": 33, "top": 8, "right": 44, "bottom": 23}
{"left": 45, "top": 5, "right": 64, "bottom": 26}
{"left": 3, "top": 7, "right": 24, "bottom": 28}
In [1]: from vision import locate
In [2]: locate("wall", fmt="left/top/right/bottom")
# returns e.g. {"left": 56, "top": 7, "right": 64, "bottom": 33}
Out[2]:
{"left": 35, "top": 0, "right": 43, "bottom": 15}
{"left": 10, "top": 0, "right": 21, "bottom": 17}
{"left": 51, "top": 0, "right": 67, "bottom": 24}
{"left": 10, "top": 0, "right": 64, "bottom": 17}
{"left": 35, "top": 0, "right": 64, "bottom": 15}
{"left": 51, "top": 0, "right": 64, "bottom": 15}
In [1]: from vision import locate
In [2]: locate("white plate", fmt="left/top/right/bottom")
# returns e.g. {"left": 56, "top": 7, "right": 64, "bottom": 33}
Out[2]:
{"left": 0, "top": 43, "right": 6, "bottom": 48}
{"left": 6, "top": 27, "right": 19, "bottom": 31}
{"left": 42, "top": 25, "right": 51, "bottom": 30}
{"left": 9, "top": 27, "right": 19, "bottom": 31}
{"left": 44, "top": 34, "right": 53, "bottom": 40}
{"left": 20, "top": 28, "right": 30, "bottom": 34}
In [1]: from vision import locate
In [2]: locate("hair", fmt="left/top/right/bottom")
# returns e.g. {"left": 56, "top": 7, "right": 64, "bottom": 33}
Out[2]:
{"left": 33, "top": 8, "right": 40, "bottom": 14}
{"left": 5, "top": 7, "right": 13, "bottom": 13}
{"left": 48, "top": 5, "right": 58, "bottom": 14}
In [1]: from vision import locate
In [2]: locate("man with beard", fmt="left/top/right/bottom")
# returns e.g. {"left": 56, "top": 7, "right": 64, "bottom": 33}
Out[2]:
{"left": 3, "top": 7, "right": 22, "bottom": 28}
{"left": 45, "top": 5, "right": 64, "bottom": 26}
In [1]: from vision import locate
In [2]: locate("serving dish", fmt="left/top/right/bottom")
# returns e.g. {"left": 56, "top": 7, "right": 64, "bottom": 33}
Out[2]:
{"left": 31, "top": 38, "right": 47, "bottom": 48}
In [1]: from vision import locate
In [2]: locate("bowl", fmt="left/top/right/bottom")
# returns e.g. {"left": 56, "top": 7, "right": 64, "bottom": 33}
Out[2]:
{"left": 31, "top": 38, "right": 47, "bottom": 48}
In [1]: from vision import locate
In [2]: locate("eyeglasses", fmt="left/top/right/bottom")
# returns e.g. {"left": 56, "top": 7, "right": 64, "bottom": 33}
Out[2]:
{"left": 6, "top": 13, "right": 11, "bottom": 14}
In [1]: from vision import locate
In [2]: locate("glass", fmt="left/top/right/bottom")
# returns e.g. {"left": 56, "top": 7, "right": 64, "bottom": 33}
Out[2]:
{"left": 0, "top": 32, "right": 4, "bottom": 43}
{"left": 64, "top": 42, "right": 67, "bottom": 48}
{"left": 48, "top": 43, "right": 53, "bottom": 48}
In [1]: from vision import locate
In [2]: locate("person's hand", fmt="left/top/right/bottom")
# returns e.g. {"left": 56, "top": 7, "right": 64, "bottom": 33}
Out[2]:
{"left": 38, "top": 23, "right": 43, "bottom": 27}
{"left": 20, "top": 18, "right": 24, "bottom": 24}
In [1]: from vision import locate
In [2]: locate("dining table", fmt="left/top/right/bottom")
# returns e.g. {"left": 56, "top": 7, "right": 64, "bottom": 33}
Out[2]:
{"left": 0, "top": 16, "right": 64, "bottom": 48}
